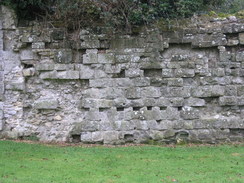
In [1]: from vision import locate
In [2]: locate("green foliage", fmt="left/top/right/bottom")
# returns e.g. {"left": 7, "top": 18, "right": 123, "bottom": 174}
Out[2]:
{"left": 1, "top": 0, "right": 243, "bottom": 32}
{"left": 0, "top": 0, "right": 52, "bottom": 20}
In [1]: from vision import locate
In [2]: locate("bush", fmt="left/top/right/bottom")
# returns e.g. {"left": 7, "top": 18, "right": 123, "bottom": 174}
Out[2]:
{"left": 1, "top": 0, "right": 243, "bottom": 33}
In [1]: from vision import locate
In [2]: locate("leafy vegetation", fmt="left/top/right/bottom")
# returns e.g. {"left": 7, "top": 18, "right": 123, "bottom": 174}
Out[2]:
{"left": 0, "top": 140, "right": 243, "bottom": 183}
{"left": 1, "top": 0, "right": 244, "bottom": 32}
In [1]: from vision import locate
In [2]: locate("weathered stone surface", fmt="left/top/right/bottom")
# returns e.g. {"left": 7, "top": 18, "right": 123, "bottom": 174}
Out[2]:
{"left": 54, "top": 49, "right": 73, "bottom": 63}
{"left": 239, "top": 33, "right": 244, "bottom": 45}
{"left": 0, "top": 8, "right": 244, "bottom": 144}
{"left": 34, "top": 99, "right": 58, "bottom": 109}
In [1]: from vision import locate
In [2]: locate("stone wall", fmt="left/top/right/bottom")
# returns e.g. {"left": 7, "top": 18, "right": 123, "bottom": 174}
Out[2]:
{"left": 0, "top": 6, "right": 244, "bottom": 144}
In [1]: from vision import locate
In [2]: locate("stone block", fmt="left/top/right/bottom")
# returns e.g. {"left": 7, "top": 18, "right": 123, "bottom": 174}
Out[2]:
{"left": 80, "top": 40, "right": 100, "bottom": 49}
{"left": 239, "top": 33, "right": 244, "bottom": 45}
{"left": 125, "top": 87, "right": 141, "bottom": 99}
{"left": 174, "top": 69, "right": 195, "bottom": 78}
{"left": 5, "top": 79, "right": 25, "bottom": 91}
{"left": 165, "top": 87, "right": 191, "bottom": 98}
{"left": 54, "top": 49, "right": 73, "bottom": 63}
{"left": 83, "top": 52, "right": 98, "bottom": 64}
{"left": 162, "top": 69, "right": 174, "bottom": 78}
{"left": 55, "top": 64, "right": 74, "bottom": 71}
{"left": 80, "top": 132, "right": 92, "bottom": 142}
{"left": 236, "top": 51, "right": 244, "bottom": 62}
{"left": 237, "top": 86, "right": 244, "bottom": 96}
{"left": 20, "top": 50, "right": 35, "bottom": 61}
{"left": 34, "top": 99, "right": 58, "bottom": 109}
{"left": 23, "top": 68, "right": 35, "bottom": 77}
{"left": 80, "top": 99, "right": 113, "bottom": 108}
{"left": 91, "top": 131, "right": 104, "bottom": 142}
{"left": 32, "top": 42, "right": 45, "bottom": 49}
{"left": 56, "top": 71, "right": 80, "bottom": 80}
{"left": 132, "top": 78, "right": 150, "bottom": 87}
{"left": 114, "top": 78, "right": 133, "bottom": 87}
{"left": 125, "top": 69, "right": 143, "bottom": 78}
{"left": 103, "top": 131, "right": 119, "bottom": 144}
{"left": 39, "top": 71, "right": 57, "bottom": 79}
{"left": 169, "top": 98, "right": 184, "bottom": 107}
{"left": 141, "top": 87, "right": 161, "bottom": 98}
{"left": 165, "top": 107, "right": 180, "bottom": 120}
{"left": 192, "top": 86, "right": 225, "bottom": 98}
{"left": 77, "top": 65, "right": 94, "bottom": 79}
{"left": 167, "top": 78, "right": 183, "bottom": 87}
{"left": 98, "top": 53, "right": 115, "bottom": 63}
{"left": 219, "top": 96, "right": 237, "bottom": 106}
{"left": 184, "top": 98, "right": 205, "bottom": 107}
{"left": 225, "top": 85, "right": 237, "bottom": 96}
{"left": 36, "top": 64, "right": 55, "bottom": 71}
{"left": 192, "top": 33, "right": 227, "bottom": 48}
{"left": 180, "top": 106, "right": 200, "bottom": 120}
{"left": 90, "top": 79, "right": 114, "bottom": 88}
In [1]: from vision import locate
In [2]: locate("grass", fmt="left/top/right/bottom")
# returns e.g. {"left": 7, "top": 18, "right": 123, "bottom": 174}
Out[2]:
{"left": 0, "top": 141, "right": 243, "bottom": 183}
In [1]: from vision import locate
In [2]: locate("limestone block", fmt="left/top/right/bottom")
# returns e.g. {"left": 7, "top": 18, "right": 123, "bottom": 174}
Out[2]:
{"left": 171, "top": 54, "right": 189, "bottom": 61}
{"left": 54, "top": 49, "right": 73, "bottom": 63}
{"left": 91, "top": 131, "right": 104, "bottom": 142}
{"left": 236, "top": 51, "right": 244, "bottom": 62}
{"left": 114, "top": 78, "right": 133, "bottom": 87}
{"left": 83, "top": 52, "right": 98, "bottom": 64}
{"left": 103, "top": 131, "right": 119, "bottom": 144}
{"left": 165, "top": 87, "right": 191, "bottom": 98}
{"left": 89, "top": 79, "right": 114, "bottom": 88}
{"left": 20, "top": 50, "right": 35, "bottom": 61}
{"left": 125, "top": 69, "right": 143, "bottom": 78}
{"left": 56, "top": 71, "right": 80, "bottom": 80}
{"left": 141, "top": 87, "right": 161, "bottom": 98}
{"left": 55, "top": 64, "right": 74, "bottom": 71}
{"left": 34, "top": 99, "right": 58, "bottom": 109}
{"left": 180, "top": 106, "right": 200, "bottom": 120}
{"left": 125, "top": 87, "right": 141, "bottom": 99}
{"left": 6, "top": 78, "right": 25, "bottom": 91}
{"left": 115, "top": 55, "right": 131, "bottom": 63}
{"left": 132, "top": 78, "right": 150, "bottom": 87}
{"left": 165, "top": 107, "right": 180, "bottom": 120}
{"left": 192, "top": 86, "right": 225, "bottom": 98}
{"left": 80, "top": 99, "right": 113, "bottom": 108}
{"left": 36, "top": 64, "right": 55, "bottom": 71}
{"left": 192, "top": 33, "right": 227, "bottom": 48}
{"left": 162, "top": 69, "right": 174, "bottom": 78}
{"left": 23, "top": 68, "right": 35, "bottom": 77}
{"left": 184, "top": 98, "right": 205, "bottom": 107}
{"left": 98, "top": 53, "right": 115, "bottom": 63}
{"left": 80, "top": 39, "right": 100, "bottom": 49}
{"left": 225, "top": 85, "right": 237, "bottom": 96}
{"left": 239, "top": 33, "right": 244, "bottom": 45}
{"left": 174, "top": 69, "right": 195, "bottom": 78}
{"left": 156, "top": 98, "right": 170, "bottom": 107}
{"left": 40, "top": 71, "right": 57, "bottom": 79}
{"left": 2, "top": 6, "right": 16, "bottom": 29}
{"left": 32, "top": 42, "right": 45, "bottom": 49}
{"left": 80, "top": 132, "right": 92, "bottom": 142}
{"left": 20, "top": 34, "right": 34, "bottom": 43}
{"left": 169, "top": 98, "right": 184, "bottom": 107}
{"left": 77, "top": 65, "right": 94, "bottom": 79}
{"left": 237, "top": 86, "right": 244, "bottom": 96}
{"left": 220, "top": 51, "right": 232, "bottom": 62}
{"left": 167, "top": 78, "right": 183, "bottom": 87}
{"left": 219, "top": 96, "right": 237, "bottom": 106}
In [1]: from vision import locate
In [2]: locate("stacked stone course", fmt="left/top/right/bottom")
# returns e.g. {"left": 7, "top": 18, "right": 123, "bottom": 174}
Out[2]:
{"left": 0, "top": 6, "right": 244, "bottom": 144}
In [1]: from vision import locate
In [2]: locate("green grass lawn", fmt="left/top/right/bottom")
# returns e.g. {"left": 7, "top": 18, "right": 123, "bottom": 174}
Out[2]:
{"left": 0, "top": 141, "right": 243, "bottom": 183}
